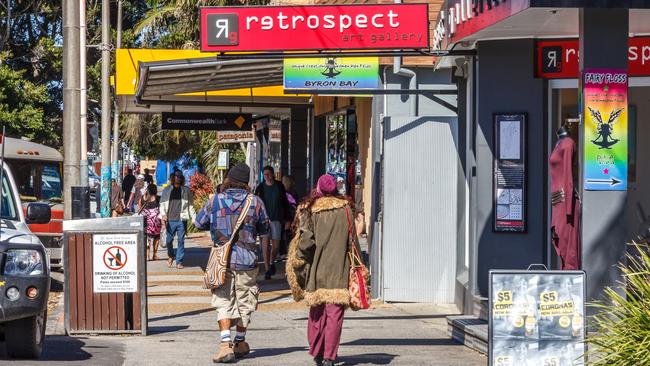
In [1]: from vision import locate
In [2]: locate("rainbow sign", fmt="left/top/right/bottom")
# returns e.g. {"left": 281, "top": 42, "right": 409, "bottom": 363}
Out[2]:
{"left": 283, "top": 57, "right": 379, "bottom": 91}
{"left": 583, "top": 69, "right": 628, "bottom": 191}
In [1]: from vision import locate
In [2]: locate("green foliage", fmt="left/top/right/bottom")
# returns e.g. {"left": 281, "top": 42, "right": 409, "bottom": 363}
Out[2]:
{"left": 0, "top": 53, "right": 52, "bottom": 142}
{"left": 587, "top": 241, "right": 650, "bottom": 365}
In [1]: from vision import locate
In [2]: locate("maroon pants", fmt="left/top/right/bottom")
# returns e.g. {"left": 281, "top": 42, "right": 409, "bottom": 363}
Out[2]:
{"left": 308, "top": 304, "right": 344, "bottom": 360}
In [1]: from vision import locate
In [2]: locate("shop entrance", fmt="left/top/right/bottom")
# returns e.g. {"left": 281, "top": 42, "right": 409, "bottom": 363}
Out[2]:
{"left": 547, "top": 79, "right": 650, "bottom": 269}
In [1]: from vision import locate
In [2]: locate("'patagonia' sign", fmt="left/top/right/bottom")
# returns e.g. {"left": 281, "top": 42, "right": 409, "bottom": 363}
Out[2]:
{"left": 283, "top": 57, "right": 379, "bottom": 91}
{"left": 200, "top": 4, "right": 429, "bottom": 52}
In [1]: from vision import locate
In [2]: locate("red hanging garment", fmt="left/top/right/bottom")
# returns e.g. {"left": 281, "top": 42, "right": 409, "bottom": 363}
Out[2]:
{"left": 549, "top": 137, "right": 581, "bottom": 270}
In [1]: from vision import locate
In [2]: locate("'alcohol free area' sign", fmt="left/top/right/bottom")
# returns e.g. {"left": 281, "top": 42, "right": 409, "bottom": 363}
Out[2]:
{"left": 93, "top": 234, "right": 138, "bottom": 293}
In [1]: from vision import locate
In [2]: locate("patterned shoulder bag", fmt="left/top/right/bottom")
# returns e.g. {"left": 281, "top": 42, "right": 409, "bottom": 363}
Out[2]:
{"left": 345, "top": 206, "right": 370, "bottom": 310}
{"left": 202, "top": 194, "right": 253, "bottom": 289}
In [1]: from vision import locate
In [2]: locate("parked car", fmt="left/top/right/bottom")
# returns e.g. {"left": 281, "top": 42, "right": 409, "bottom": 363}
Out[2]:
{"left": 88, "top": 166, "right": 100, "bottom": 198}
{"left": 0, "top": 161, "right": 52, "bottom": 358}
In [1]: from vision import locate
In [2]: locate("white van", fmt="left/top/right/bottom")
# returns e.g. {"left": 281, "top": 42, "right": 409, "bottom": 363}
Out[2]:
{"left": 0, "top": 161, "right": 52, "bottom": 358}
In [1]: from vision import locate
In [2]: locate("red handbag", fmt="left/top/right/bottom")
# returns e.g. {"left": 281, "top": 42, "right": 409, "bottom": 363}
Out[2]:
{"left": 345, "top": 207, "right": 370, "bottom": 311}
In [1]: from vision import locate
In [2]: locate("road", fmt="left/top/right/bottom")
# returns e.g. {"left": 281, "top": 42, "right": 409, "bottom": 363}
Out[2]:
{"left": 0, "top": 235, "right": 486, "bottom": 366}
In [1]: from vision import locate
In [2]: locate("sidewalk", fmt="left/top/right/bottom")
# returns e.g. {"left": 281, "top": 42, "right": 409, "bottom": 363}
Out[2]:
{"left": 5, "top": 235, "right": 485, "bottom": 365}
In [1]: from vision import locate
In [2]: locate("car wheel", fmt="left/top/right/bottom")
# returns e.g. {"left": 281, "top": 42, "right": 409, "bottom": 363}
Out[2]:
{"left": 5, "top": 310, "right": 47, "bottom": 359}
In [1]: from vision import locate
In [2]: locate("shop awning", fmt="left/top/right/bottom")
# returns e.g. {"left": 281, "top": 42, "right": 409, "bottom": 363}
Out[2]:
{"left": 135, "top": 57, "right": 285, "bottom": 100}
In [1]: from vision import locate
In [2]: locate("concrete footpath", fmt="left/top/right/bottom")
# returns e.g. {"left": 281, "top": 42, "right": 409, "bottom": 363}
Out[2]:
{"left": 2, "top": 235, "right": 486, "bottom": 366}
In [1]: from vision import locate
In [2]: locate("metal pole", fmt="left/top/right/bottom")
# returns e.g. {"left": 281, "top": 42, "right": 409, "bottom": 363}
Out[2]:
{"left": 111, "top": 0, "right": 122, "bottom": 185}
{"left": 99, "top": 0, "right": 111, "bottom": 217}
{"left": 79, "top": 0, "right": 88, "bottom": 187}
{"left": 63, "top": 0, "right": 81, "bottom": 220}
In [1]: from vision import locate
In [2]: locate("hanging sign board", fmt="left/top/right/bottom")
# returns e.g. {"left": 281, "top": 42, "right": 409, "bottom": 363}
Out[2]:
{"left": 489, "top": 270, "right": 586, "bottom": 366}
{"left": 93, "top": 234, "right": 138, "bottom": 293}
{"left": 284, "top": 57, "right": 380, "bottom": 91}
{"left": 161, "top": 112, "right": 253, "bottom": 131}
{"left": 494, "top": 113, "right": 527, "bottom": 232}
{"left": 217, "top": 150, "right": 230, "bottom": 170}
{"left": 536, "top": 37, "right": 650, "bottom": 79}
{"left": 200, "top": 4, "right": 429, "bottom": 52}
{"left": 583, "top": 69, "right": 628, "bottom": 191}
{"left": 216, "top": 130, "right": 256, "bottom": 144}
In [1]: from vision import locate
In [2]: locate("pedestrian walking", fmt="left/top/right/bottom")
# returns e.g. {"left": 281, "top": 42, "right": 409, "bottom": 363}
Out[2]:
{"left": 127, "top": 174, "right": 147, "bottom": 213}
{"left": 143, "top": 168, "right": 154, "bottom": 185}
{"left": 160, "top": 170, "right": 195, "bottom": 269}
{"left": 281, "top": 175, "right": 299, "bottom": 257}
{"left": 140, "top": 184, "right": 161, "bottom": 261}
{"left": 254, "top": 165, "right": 291, "bottom": 280}
{"left": 286, "top": 174, "right": 360, "bottom": 366}
{"left": 122, "top": 168, "right": 136, "bottom": 206}
{"left": 110, "top": 179, "right": 124, "bottom": 217}
{"left": 194, "top": 163, "right": 269, "bottom": 364}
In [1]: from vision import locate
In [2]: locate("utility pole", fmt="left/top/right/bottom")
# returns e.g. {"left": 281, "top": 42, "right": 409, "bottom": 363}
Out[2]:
{"left": 111, "top": 0, "right": 123, "bottom": 185}
{"left": 62, "top": 0, "right": 81, "bottom": 220}
{"left": 79, "top": 0, "right": 88, "bottom": 187}
{"left": 99, "top": 0, "right": 111, "bottom": 217}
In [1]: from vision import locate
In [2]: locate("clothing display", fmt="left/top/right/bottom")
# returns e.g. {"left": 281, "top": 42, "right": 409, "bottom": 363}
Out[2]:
{"left": 549, "top": 136, "right": 581, "bottom": 270}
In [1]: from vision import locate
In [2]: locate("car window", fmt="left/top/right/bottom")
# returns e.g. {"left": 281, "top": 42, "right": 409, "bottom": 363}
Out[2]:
{"left": 0, "top": 172, "right": 18, "bottom": 220}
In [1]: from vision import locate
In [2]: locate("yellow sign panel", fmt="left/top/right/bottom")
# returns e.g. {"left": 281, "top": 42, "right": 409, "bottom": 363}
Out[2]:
{"left": 115, "top": 49, "right": 302, "bottom": 97}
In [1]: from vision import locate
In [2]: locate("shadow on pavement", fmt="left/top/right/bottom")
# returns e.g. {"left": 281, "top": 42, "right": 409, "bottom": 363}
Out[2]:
{"left": 249, "top": 346, "right": 308, "bottom": 358}
{"left": 293, "top": 314, "right": 451, "bottom": 321}
{"left": 342, "top": 338, "right": 459, "bottom": 347}
{"left": 0, "top": 335, "right": 92, "bottom": 362}
{"left": 173, "top": 246, "right": 210, "bottom": 270}
{"left": 147, "top": 325, "right": 190, "bottom": 335}
{"left": 340, "top": 353, "right": 398, "bottom": 365}
{"left": 149, "top": 307, "right": 215, "bottom": 322}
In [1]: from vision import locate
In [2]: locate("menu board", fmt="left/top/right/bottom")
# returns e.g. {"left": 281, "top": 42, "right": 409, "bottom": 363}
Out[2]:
{"left": 494, "top": 113, "right": 527, "bottom": 232}
{"left": 489, "top": 271, "right": 586, "bottom": 366}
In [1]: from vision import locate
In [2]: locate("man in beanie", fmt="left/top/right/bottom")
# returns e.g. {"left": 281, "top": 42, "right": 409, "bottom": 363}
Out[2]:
{"left": 194, "top": 163, "right": 269, "bottom": 363}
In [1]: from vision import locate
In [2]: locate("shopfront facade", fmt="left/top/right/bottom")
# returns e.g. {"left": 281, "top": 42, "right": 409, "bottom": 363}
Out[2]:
{"left": 433, "top": 0, "right": 650, "bottom": 314}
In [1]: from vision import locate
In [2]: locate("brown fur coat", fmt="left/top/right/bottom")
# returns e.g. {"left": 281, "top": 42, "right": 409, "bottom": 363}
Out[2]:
{"left": 286, "top": 196, "right": 357, "bottom": 307}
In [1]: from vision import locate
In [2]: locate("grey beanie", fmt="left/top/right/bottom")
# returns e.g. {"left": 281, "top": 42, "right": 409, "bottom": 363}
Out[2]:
{"left": 227, "top": 163, "right": 250, "bottom": 184}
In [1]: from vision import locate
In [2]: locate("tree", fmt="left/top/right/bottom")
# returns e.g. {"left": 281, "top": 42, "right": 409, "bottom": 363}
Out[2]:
{"left": 122, "top": 0, "right": 268, "bottom": 169}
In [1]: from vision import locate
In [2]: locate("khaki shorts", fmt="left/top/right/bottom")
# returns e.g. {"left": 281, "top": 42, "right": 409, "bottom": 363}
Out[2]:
{"left": 211, "top": 268, "right": 260, "bottom": 328}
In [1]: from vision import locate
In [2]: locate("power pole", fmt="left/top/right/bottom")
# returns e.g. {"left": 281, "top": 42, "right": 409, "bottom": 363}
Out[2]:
{"left": 99, "top": 0, "right": 111, "bottom": 217}
{"left": 62, "top": 0, "right": 81, "bottom": 220}
{"left": 111, "top": 0, "right": 123, "bottom": 185}
{"left": 79, "top": 0, "right": 88, "bottom": 187}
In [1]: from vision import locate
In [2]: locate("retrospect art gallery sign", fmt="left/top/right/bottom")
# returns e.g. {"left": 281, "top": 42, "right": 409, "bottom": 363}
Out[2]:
{"left": 200, "top": 4, "right": 429, "bottom": 52}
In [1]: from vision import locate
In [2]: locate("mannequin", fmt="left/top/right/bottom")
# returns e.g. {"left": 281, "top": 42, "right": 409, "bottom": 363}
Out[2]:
{"left": 549, "top": 125, "right": 581, "bottom": 270}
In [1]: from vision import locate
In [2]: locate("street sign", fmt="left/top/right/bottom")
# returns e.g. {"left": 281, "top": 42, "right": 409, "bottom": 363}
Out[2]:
{"left": 284, "top": 57, "right": 380, "bottom": 91}
{"left": 161, "top": 112, "right": 253, "bottom": 131}
{"left": 93, "top": 233, "right": 138, "bottom": 293}
{"left": 582, "top": 69, "right": 628, "bottom": 191}
{"left": 217, "top": 150, "right": 229, "bottom": 170}
{"left": 536, "top": 37, "right": 650, "bottom": 79}
{"left": 489, "top": 270, "right": 586, "bottom": 366}
{"left": 200, "top": 4, "right": 429, "bottom": 52}
{"left": 216, "top": 130, "right": 256, "bottom": 144}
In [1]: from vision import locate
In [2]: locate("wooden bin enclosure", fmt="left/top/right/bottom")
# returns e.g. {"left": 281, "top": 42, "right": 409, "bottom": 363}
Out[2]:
{"left": 63, "top": 216, "right": 147, "bottom": 335}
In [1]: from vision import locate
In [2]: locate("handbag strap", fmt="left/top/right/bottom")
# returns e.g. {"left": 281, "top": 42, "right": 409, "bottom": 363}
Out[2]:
{"left": 227, "top": 194, "right": 253, "bottom": 245}
{"left": 344, "top": 206, "right": 362, "bottom": 265}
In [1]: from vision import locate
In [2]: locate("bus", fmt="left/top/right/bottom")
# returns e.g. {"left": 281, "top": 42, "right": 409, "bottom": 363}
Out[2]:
{"left": 1, "top": 137, "right": 64, "bottom": 268}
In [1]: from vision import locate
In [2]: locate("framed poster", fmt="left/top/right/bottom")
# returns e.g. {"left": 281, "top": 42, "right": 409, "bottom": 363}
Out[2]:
{"left": 494, "top": 113, "right": 527, "bottom": 232}
{"left": 489, "top": 270, "right": 586, "bottom": 366}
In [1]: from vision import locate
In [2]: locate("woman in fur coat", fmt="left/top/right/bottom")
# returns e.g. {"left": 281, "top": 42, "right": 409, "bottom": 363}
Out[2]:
{"left": 287, "top": 174, "right": 360, "bottom": 366}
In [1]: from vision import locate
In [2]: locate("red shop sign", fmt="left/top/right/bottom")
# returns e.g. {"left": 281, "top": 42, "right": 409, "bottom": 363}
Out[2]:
{"left": 200, "top": 4, "right": 430, "bottom": 52}
{"left": 536, "top": 37, "right": 650, "bottom": 79}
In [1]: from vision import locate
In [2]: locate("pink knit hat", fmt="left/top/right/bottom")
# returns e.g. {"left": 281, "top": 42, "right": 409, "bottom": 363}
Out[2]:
{"left": 316, "top": 174, "right": 337, "bottom": 196}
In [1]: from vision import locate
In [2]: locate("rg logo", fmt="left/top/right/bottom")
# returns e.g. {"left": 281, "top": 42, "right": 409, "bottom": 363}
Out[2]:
{"left": 207, "top": 14, "right": 239, "bottom": 46}
{"left": 541, "top": 46, "right": 563, "bottom": 73}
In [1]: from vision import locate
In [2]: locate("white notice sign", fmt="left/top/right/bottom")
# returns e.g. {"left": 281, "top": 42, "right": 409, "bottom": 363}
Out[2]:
{"left": 93, "top": 233, "right": 138, "bottom": 293}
